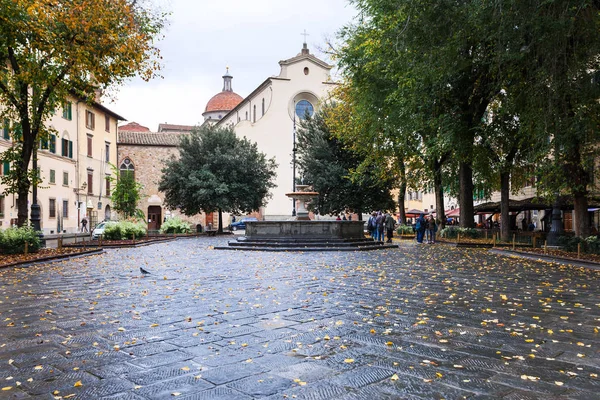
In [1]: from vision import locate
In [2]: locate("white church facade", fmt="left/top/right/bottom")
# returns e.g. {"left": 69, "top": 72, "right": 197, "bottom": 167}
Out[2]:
{"left": 215, "top": 43, "right": 336, "bottom": 219}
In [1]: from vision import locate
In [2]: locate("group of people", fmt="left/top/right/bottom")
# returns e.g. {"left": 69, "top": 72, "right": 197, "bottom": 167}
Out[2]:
{"left": 415, "top": 213, "right": 437, "bottom": 244}
{"left": 367, "top": 211, "right": 396, "bottom": 243}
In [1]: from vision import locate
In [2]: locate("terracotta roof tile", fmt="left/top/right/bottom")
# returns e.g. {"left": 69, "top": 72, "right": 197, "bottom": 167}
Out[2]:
{"left": 157, "top": 123, "right": 195, "bottom": 132}
{"left": 204, "top": 91, "right": 243, "bottom": 113}
{"left": 117, "top": 132, "right": 187, "bottom": 146}
{"left": 118, "top": 122, "right": 150, "bottom": 132}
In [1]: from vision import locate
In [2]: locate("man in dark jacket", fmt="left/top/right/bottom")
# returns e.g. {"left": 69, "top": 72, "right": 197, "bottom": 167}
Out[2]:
{"left": 384, "top": 213, "right": 396, "bottom": 243}
{"left": 415, "top": 213, "right": 426, "bottom": 243}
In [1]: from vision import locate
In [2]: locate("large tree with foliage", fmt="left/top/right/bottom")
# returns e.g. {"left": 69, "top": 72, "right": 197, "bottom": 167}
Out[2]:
{"left": 0, "top": 0, "right": 164, "bottom": 226}
{"left": 514, "top": 1, "right": 600, "bottom": 237}
{"left": 296, "top": 105, "right": 396, "bottom": 219}
{"left": 109, "top": 166, "right": 144, "bottom": 219}
{"left": 158, "top": 125, "right": 277, "bottom": 233}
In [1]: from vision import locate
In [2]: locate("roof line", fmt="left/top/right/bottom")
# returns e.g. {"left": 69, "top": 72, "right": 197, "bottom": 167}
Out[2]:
{"left": 217, "top": 77, "right": 274, "bottom": 124}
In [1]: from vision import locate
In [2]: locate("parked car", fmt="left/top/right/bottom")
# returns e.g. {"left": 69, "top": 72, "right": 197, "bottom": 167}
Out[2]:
{"left": 229, "top": 217, "right": 258, "bottom": 231}
{"left": 92, "top": 222, "right": 107, "bottom": 239}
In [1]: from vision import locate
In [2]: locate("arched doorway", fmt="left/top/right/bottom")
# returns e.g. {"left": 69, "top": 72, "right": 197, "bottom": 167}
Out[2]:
{"left": 147, "top": 206, "right": 162, "bottom": 232}
{"left": 104, "top": 205, "right": 111, "bottom": 221}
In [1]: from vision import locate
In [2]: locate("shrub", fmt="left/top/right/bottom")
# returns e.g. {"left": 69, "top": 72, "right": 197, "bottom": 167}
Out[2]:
{"left": 102, "top": 220, "right": 147, "bottom": 240}
{"left": 439, "top": 227, "right": 481, "bottom": 239}
{"left": 558, "top": 235, "right": 600, "bottom": 255}
{"left": 0, "top": 226, "right": 42, "bottom": 254}
{"left": 397, "top": 225, "right": 415, "bottom": 235}
{"left": 160, "top": 217, "right": 191, "bottom": 234}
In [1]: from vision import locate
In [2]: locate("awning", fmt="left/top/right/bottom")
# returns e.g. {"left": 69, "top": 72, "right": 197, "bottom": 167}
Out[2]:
{"left": 404, "top": 209, "right": 425, "bottom": 218}
{"left": 446, "top": 208, "right": 460, "bottom": 218}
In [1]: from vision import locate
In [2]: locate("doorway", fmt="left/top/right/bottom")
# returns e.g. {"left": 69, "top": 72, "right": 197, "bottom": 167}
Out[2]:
{"left": 148, "top": 206, "right": 162, "bottom": 231}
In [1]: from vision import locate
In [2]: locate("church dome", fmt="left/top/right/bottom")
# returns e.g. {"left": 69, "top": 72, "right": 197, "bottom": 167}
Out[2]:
{"left": 204, "top": 91, "right": 243, "bottom": 113}
{"left": 203, "top": 68, "right": 243, "bottom": 119}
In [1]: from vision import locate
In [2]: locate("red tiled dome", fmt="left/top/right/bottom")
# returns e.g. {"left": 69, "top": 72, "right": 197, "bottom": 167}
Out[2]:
{"left": 118, "top": 122, "right": 150, "bottom": 132}
{"left": 204, "top": 91, "right": 243, "bottom": 113}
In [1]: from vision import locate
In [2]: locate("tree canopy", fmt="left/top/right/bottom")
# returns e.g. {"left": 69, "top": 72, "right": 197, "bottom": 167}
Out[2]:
{"left": 334, "top": 0, "right": 600, "bottom": 236}
{"left": 0, "top": 0, "right": 165, "bottom": 226}
{"left": 296, "top": 105, "right": 396, "bottom": 219}
{"left": 158, "top": 125, "right": 277, "bottom": 233}
{"left": 109, "top": 165, "right": 143, "bottom": 219}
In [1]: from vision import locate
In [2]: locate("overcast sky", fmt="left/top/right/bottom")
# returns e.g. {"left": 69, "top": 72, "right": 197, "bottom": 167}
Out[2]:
{"left": 108, "top": 0, "right": 357, "bottom": 131}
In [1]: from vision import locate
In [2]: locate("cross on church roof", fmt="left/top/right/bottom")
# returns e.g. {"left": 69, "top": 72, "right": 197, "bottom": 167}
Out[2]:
{"left": 301, "top": 29, "right": 309, "bottom": 44}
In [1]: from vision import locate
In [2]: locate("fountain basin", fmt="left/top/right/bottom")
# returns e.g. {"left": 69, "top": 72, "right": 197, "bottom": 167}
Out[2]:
{"left": 244, "top": 220, "right": 364, "bottom": 239}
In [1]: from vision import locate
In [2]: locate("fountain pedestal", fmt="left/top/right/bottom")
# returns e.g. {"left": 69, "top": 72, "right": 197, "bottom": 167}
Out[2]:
{"left": 286, "top": 184, "right": 318, "bottom": 221}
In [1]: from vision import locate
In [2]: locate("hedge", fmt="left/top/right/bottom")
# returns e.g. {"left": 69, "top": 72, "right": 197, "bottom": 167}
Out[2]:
{"left": 0, "top": 226, "right": 42, "bottom": 254}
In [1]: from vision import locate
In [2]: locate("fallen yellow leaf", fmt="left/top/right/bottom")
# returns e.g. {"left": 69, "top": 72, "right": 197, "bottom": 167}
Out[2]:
{"left": 73, "top": 381, "right": 82, "bottom": 387}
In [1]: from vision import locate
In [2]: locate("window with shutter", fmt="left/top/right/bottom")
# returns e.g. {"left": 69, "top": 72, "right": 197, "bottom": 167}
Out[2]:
{"left": 49, "top": 135, "right": 56, "bottom": 153}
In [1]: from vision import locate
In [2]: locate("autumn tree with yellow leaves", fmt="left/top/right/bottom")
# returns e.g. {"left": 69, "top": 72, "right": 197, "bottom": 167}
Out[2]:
{"left": 0, "top": 0, "right": 165, "bottom": 227}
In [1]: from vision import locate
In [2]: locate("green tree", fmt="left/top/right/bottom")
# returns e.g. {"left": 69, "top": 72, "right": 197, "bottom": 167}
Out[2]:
{"left": 158, "top": 125, "right": 277, "bottom": 233}
{"left": 297, "top": 105, "right": 396, "bottom": 219}
{"left": 335, "top": 0, "right": 504, "bottom": 228}
{"left": 0, "top": 0, "right": 164, "bottom": 226}
{"left": 109, "top": 166, "right": 144, "bottom": 219}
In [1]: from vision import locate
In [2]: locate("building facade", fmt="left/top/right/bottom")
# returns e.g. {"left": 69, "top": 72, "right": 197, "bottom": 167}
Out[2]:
{"left": 0, "top": 97, "right": 123, "bottom": 234}
{"left": 217, "top": 43, "right": 336, "bottom": 219}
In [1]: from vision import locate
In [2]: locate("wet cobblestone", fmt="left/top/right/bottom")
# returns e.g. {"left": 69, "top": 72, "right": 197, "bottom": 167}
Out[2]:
{"left": 0, "top": 237, "right": 599, "bottom": 399}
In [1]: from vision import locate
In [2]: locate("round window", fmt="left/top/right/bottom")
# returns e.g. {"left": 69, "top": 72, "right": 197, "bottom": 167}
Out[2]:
{"left": 295, "top": 100, "right": 314, "bottom": 119}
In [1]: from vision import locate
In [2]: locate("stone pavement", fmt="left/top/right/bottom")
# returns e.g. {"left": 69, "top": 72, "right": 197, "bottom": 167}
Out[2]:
{"left": 0, "top": 237, "right": 598, "bottom": 399}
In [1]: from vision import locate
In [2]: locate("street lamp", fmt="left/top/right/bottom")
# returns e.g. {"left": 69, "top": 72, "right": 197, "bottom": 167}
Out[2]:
{"left": 74, "top": 182, "right": 87, "bottom": 232}
{"left": 292, "top": 103, "right": 297, "bottom": 217}
{"left": 30, "top": 144, "right": 41, "bottom": 232}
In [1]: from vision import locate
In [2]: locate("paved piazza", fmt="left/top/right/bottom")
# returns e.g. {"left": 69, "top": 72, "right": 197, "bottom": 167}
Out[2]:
{"left": 0, "top": 237, "right": 599, "bottom": 399}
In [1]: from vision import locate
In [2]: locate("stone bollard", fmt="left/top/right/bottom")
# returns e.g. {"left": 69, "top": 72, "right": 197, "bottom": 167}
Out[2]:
{"left": 512, "top": 234, "right": 516, "bottom": 250}
{"left": 99, "top": 235, "right": 103, "bottom": 247}
{"left": 24, "top": 242, "right": 28, "bottom": 255}
{"left": 133, "top": 233, "right": 136, "bottom": 245}
{"left": 58, "top": 237, "right": 63, "bottom": 250}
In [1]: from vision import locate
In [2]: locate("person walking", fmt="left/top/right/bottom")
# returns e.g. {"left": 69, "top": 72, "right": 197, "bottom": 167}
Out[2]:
{"left": 384, "top": 212, "right": 396, "bottom": 243}
{"left": 367, "top": 212, "right": 377, "bottom": 239}
{"left": 375, "top": 212, "right": 385, "bottom": 242}
{"left": 81, "top": 217, "right": 88, "bottom": 233}
{"left": 426, "top": 215, "right": 437, "bottom": 244}
{"left": 415, "top": 213, "right": 426, "bottom": 243}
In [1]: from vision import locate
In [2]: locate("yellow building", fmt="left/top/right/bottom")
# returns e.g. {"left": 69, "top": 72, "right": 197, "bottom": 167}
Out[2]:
{"left": 0, "top": 97, "right": 124, "bottom": 234}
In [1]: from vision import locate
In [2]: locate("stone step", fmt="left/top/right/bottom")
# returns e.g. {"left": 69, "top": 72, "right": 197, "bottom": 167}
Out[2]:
{"left": 234, "top": 239, "right": 378, "bottom": 246}
{"left": 213, "top": 243, "right": 398, "bottom": 252}
{"left": 236, "top": 237, "right": 372, "bottom": 244}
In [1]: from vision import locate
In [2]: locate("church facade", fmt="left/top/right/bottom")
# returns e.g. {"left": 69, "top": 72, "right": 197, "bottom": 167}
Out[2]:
{"left": 217, "top": 43, "right": 336, "bottom": 219}
{"left": 115, "top": 43, "right": 335, "bottom": 229}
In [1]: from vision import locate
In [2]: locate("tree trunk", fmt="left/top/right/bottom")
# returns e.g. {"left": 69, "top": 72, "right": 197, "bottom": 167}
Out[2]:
{"left": 357, "top": 208, "right": 363, "bottom": 221}
{"left": 433, "top": 159, "right": 445, "bottom": 229}
{"left": 573, "top": 193, "right": 589, "bottom": 238}
{"left": 217, "top": 208, "right": 223, "bottom": 234}
{"left": 398, "top": 158, "right": 407, "bottom": 225}
{"left": 16, "top": 128, "right": 35, "bottom": 227}
{"left": 459, "top": 162, "right": 475, "bottom": 228}
{"left": 398, "top": 183, "right": 407, "bottom": 225}
{"left": 500, "top": 171, "right": 510, "bottom": 242}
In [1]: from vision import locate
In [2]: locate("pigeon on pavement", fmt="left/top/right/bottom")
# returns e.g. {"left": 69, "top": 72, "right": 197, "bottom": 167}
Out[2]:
{"left": 140, "top": 266, "right": 151, "bottom": 275}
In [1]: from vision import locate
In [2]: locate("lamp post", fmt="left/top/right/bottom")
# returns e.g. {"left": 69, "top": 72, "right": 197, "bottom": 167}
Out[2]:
{"left": 75, "top": 182, "right": 87, "bottom": 232}
{"left": 30, "top": 145, "right": 41, "bottom": 232}
{"left": 546, "top": 193, "right": 563, "bottom": 246}
{"left": 292, "top": 104, "right": 297, "bottom": 217}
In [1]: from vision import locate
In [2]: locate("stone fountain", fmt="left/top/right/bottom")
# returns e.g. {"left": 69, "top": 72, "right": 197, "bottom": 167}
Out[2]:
{"left": 216, "top": 185, "right": 398, "bottom": 251}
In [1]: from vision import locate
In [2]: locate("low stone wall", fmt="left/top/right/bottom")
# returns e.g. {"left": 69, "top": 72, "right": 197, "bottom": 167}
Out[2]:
{"left": 245, "top": 221, "right": 365, "bottom": 239}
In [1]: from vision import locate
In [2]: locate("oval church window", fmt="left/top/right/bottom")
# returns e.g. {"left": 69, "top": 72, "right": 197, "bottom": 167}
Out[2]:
{"left": 295, "top": 100, "right": 314, "bottom": 119}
